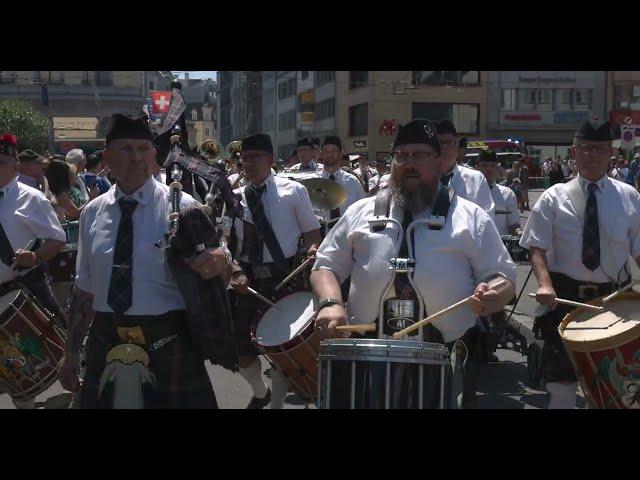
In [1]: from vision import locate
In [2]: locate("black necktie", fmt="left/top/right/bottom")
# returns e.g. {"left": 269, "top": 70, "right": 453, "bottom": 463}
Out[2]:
{"left": 329, "top": 174, "right": 341, "bottom": 219}
{"left": 441, "top": 170, "right": 454, "bottom": 186}
{"left": 0, "top": 191, "right": 15, "bottom": 267}
{"left": 107, "top": 197, "right": 138, "bottom": 314}
{"left": 245, "top": 183, "right": 285, "bottom": 264}
{"left": 582, "top": 183, "right": 600, "bottom": 271}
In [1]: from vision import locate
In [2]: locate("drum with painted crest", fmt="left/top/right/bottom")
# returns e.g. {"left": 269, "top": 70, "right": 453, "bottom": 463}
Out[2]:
{"left": 559, "top": 291, "right": 640, "bottom": 409}
{"left": 252, "top": 291, "right": 321, "bottom": 404}
{"left": 318, "top": 338, "right": 450, "bottom": 409}
{"left": 0, "top": 289, "right": 66, "bottom": 402}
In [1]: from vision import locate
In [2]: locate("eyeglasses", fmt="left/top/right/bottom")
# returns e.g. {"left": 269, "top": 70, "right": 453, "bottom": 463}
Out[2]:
{"left": 576, "top": 144, "right": 609, "bottom": 155}
{"left": 392, "top": 151, "right": 438, "bottom": 164}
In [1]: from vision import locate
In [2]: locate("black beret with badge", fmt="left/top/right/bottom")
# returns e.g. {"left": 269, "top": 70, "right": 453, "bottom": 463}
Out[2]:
{"left": 297, "top": 137, "right": 314, "bottom": 148}
{"left": 574, "top": 117, "right": 614, "bottom": 142}
{"left": 436, "top": 119, "right": 457, "bottom": 136}
{"left": 392, "top": 118, "right": 441, "bottom": 155}
{"left": 106, "top": 113, "right": 154, "bottom": 144}
{"left": 477, "top": 148, "right": 498, "bottom": 163}
{"left": 322, "top": 136, "right": 343, "bottom": 150}
{"left": 241, "top": 133, "right": 273, "bottom": 153}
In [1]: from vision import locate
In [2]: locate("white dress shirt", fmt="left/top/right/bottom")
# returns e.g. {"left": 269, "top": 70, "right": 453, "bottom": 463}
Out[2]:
{"left": 75, "top": 176, "right": 201, "bottom": 315}
{"left": 445, "top": 164, "right": 495, "bottom": 219}
{"left": 490, "top": 184, "right": 520, "bottom": 235}
{"left": 230, "top": 174, "right": 320, "bottom": 263}
{"left": 520, "top": 174, "right": 640, "bottom": 283}
{"left": 353, "top": 166, "right": 379, "bottom": 191}
{"left": 0, "top": 177, "right": 67, "bottom": 285}
{"left": 313, "top": 194, "right": 517, "bottom": 343}
{"left": 316, "top": 166, "right": 366, "bottom": 217}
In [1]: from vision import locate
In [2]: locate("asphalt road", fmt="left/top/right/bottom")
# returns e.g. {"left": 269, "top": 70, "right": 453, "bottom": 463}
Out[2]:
{"left": 2, "top": 188, "right": 635, "bottom": 409}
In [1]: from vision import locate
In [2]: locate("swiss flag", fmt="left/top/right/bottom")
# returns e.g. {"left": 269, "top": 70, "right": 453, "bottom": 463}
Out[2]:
{"left": 151, "top": 90, "right": 173, "bottom": 114}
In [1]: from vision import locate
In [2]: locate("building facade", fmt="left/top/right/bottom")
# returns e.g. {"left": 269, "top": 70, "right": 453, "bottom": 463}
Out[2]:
{"left": 486, "top": 71, "right": 607, "bottom": 161}
{"left": 180, "top": 75, "right": 218, "bottom": 149}
{"left": 335, "top": 71, "right": 488, "bottom": 162}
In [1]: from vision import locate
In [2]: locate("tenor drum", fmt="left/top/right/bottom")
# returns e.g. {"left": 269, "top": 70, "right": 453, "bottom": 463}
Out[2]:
{"left": 559, "top": 291, "right": 640, "bottom": 409}
{"left": 253, "top": 291, "right": 321, "bottom": 403}
{"left": 0, "top": 290, "right": 66, "bottom": 402}
{"left": 318, "top": 338, "right": 450, "bottom": 409}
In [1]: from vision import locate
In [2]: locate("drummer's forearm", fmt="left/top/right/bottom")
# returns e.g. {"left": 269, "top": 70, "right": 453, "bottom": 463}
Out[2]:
{"left": 37, "top": 239, "right": 65, "bottom": 262}
{"left": 302, "top": 229, "right": 322, "bottom": 252}
{"left": 529, "top": 247, "right": 553, "bottom": 289}
{"left": 310, "top": 269, "right": 343, "bottom": 302}
{"left": 65, "top": 287, "right": 95, "bottom": 357}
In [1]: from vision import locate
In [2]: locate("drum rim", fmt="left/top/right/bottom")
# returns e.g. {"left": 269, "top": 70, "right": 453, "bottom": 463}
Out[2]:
{"left": 0, "top": 289, "right": 25, "bottom": 326}
{"left": 559, "top": 291, "right": 640, "bottom": 352}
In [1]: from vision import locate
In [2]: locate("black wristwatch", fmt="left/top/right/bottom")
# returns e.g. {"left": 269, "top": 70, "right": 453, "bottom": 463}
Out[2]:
{"left": 317, "top": 298, "right": 342, "bottom": 312}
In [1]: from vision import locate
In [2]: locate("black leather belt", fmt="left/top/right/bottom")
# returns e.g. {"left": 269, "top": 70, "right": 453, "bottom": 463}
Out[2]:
{"left": 549, "top": 271, "right": 628, "bottom": 301}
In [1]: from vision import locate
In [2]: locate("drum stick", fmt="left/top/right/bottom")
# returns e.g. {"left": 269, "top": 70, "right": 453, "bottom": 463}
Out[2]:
{"left": 11, "top": 239, "right": 36, "bottom": 271}
{"left": 336, "top": 324, "right": 377, "bottom": 333}
{"left": 602, "top": 282, "right": 637, "bottom": 303}
{"left": 275, "top": 257, "right": 313, "bottom": 291}
{"left": 392, "top": 277, "right": 509, "bottom": 340}
{"left": 495, "top": 210, "right": 512, "bottom": 215}
{"left": 527, "top": 293, "right": 604, "bottom": 311}
{"left": 247, "top": 287, "right": 281, "bottom": 310}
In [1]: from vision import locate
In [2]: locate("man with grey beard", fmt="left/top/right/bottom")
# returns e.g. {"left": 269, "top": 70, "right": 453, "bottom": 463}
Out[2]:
{"left": 311, "top": 119, "right": 517, "bottom": 408}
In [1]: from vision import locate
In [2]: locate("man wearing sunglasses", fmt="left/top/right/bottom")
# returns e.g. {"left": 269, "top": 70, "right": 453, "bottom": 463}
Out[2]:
{"left": 225, "top": 133, "right": 322, "bottom": 409}
{"left": 311, "top": 119, "right": 516, "bottom": 408}
{"left": 520, "top": 118, "right": 640, "bottom": 409}
{"left": 436, "top": 120, "right": 495, "bottom": 219}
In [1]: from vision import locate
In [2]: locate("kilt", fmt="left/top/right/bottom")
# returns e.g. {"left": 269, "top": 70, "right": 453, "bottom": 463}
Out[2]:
{"left": 78, "top": 310, "right": 218, "bottom": 409}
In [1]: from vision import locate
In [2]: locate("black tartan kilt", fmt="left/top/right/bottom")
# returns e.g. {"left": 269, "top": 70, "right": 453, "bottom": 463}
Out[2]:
{"left": 534, "top": 305, "right": 577, "bottom": 383}
{"left": 78, "top": 311, "right": 218, "bottom": 409}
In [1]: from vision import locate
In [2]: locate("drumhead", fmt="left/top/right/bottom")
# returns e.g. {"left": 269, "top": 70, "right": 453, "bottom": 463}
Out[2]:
{"left": 255, "top": 291, "right": 315, "bottom": 347}
{"left": 0, "top": 290, "right": 20, "bottom": 312}
{"left": 559, "top": 292, "right": 640, "bottom": 352}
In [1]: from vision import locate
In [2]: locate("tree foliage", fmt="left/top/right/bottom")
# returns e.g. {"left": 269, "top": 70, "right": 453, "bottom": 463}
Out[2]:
{"left": 0, "top": 99, "right": 48, "bottom": 153}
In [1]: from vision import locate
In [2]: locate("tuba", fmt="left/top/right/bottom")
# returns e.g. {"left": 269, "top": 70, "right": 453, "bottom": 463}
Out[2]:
{"left": 201, "top": 138, "right": 225, "bottom": 165}
{"left": 225, "top": 140, "right": 242, "bottom": 160}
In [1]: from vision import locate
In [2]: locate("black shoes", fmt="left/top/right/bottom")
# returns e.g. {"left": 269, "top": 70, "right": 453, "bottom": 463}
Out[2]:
{"left": 246, "top": 388, "right": 271, "bottom": 409}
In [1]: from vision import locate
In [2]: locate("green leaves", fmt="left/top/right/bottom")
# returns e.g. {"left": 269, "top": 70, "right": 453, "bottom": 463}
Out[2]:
{"left": 0, "top": 99, "right": 48, "bottom": 153}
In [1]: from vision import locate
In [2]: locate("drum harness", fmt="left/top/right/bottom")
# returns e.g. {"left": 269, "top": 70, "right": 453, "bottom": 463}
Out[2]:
{"left": 369, "top": 186, "right": 468, "bottom": 407}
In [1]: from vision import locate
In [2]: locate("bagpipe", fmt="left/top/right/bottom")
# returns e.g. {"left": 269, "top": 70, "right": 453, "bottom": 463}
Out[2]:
{"left": 156, "top": 83, "right": 243, "bottom": 372}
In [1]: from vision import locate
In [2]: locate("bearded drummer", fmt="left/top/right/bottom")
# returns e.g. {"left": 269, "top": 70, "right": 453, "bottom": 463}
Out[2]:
{"left": 0, "top": 133, "right": 67, "bottom": 409}
{"left": 310, "top": 119, "right": 517, "bottom": 409}
{"left": 225, "top": 133, "right": 322, "bottom": 409}
{"left": 520, "top": 118, "right": 640, "bottom": 409}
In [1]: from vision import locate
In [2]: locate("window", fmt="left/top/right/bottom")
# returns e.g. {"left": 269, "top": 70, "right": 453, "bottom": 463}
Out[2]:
{"left": 412, "top": 71, "right": 480, "bottom": 86}
{"left": 264, "top": 113, "right": 274, "bottom": 131}
{"left": 301, "top": 71, "right": 309, "bottom": 80}
{"left": 412, "top": 103, "right": 479, "bottom": 135}
{"left": 502, "top": 88, "right": 516, "bottom": 110}
{"left": 316, "top": 71, "right": 335, "bottom": 87}
{"left": 316, "top": 98, "right": 335, "bottom": 121}
{"left": 205, "top": 128, "right": 210, "bottom": 136}
{"left": 0, "top": 72, "right": 13, "bottom": 83}
{"left": 191, "top": 110, "right": 198, "bottom": 121}
{"left": 555, "top": 89, "right": 572, "bottom": 109}
{"left": 536, "top": 89, "right": 553, "bottom": 110}
{"left": 349, "top": 71, "right": 369, "bottom": 89}
{"left": 278, "top": 109, "right": 296, "bottom": 131}
{"left": 574, "top": 89, "right": 591, "bottom": 110}
{"left": 349, "top": 103, "right": 368, "bottom": 137}
{"left": 278, "top": 78, "right": 296, "bottom": 100}
{"left": 519, "top": 89, "right": 536, "bottom": 111}
{"left": 96, "top": 71, "right": 113, "bottom": 86}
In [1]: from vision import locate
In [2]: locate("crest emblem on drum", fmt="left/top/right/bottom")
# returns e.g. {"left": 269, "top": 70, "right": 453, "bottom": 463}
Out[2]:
{"left": 598, "top": 354, "right": 640, "bottom": 408}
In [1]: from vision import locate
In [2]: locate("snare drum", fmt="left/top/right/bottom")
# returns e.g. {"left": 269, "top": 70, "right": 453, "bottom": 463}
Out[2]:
{"left": 253, "top": 291, "right": 321, "bottom": 403}
{"left": 318, "top": 339, "right": 450, "bottom": 409}
{"left": 47, "top": 243, "right": 77, "bottom": 284}
{"left": 501, "top": 235, "right": 529, "bottom": 263}
{"left": 559, "top": 291, "right": 640, "bottom": 409}
{"left": 0, "top": 289, "right": 66, "bottom": 402}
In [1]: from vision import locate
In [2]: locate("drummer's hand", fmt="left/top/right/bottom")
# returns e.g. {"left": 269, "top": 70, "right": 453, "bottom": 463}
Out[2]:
{"left": 315, "top": 304, "right": 347, "bottom": 339}
{"left": 185, "top": 247, "right": 226, "bottom": 280}
{"left": 12, "top": 250, "right": 37, "bottom": 270}
{"left": 535, "top": 285, "right": 557, "bottom": 308}
{"left": 230, "top": 270, "right": 250, "bottom": 294}
{"left": 88, "top": 186, "right": 101, "bottom": 200}
{"left": 306, "top": 246, "right": 318, "bottom": 262}
{"left": 515, "top": 227, "right": 523, "bottom": 236}
{"left": 59, "top": 353, "right": 80, "bottom": 392}
{"left": 469, "top": 282, "right": 502, "bottom": 316}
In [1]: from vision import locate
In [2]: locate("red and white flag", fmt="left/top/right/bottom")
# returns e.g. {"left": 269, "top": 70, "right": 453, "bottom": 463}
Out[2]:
{"left": 151, "top": 91, "right": 173, "bottom": 114}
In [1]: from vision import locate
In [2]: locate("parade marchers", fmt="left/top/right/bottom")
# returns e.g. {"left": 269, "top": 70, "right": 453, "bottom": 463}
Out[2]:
{"left": 0, "top": 111, "right": 639, "bottom": 410}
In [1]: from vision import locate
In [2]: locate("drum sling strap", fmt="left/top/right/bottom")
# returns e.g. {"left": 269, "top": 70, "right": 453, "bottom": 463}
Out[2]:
{"left": 0, "top": 220, "right": 15, "bottom": 267}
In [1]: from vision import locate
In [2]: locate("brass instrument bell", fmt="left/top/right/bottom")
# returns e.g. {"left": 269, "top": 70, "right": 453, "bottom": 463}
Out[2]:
{"left": 200, "top": 138, "right": 224, "bottom": 165}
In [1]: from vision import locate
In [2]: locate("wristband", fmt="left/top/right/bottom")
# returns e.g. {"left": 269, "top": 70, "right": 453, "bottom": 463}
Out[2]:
{"left": 317, "top": 298, "right": 342, "bottom": 312}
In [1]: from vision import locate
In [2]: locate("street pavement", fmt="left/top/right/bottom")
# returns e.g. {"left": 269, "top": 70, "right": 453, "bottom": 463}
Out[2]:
{"left": 2, "top": 189, "right": 634, "bottom": 409}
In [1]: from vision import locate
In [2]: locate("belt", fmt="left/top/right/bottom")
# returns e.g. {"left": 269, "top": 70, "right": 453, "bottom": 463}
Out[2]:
{"left": 549, "top": 271, "right": 626, "bottom": 301}
{"left": 94, "top": 310, "right": 187, "bottom": 351}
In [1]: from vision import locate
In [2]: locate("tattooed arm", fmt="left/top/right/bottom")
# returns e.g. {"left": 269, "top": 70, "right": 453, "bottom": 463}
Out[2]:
{"left": 59, "top": 287, "right": 95, "bottom": 391}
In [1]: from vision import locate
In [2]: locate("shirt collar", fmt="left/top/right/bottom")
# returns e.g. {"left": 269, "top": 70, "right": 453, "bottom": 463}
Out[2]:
{"left": 0, "top": 176, "right": 18, "bottom": 198}
{"left": 320, "top": 166, "right": 341, "bottom": 179}
{"left": 114, "top": 176, "right": 156, "bottom": 205}
{"left": 577, "top": 173, "right": 607, "bottom": 193}
{"left": 17, "top": 173, "right": 38, "bottom": 188}
{"left": 249, "top": 173, "right": 274, "bottom": 190}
